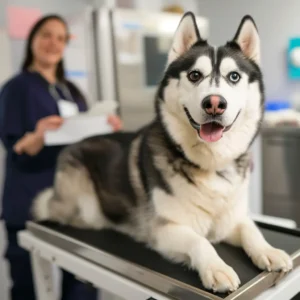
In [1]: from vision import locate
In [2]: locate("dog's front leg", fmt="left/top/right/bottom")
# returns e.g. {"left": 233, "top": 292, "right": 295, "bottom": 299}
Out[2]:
{"left": 153, "top": 223, "right": 240, "bottom": 293}
{"left": 225, "top": 218, "right": 293, "bottom": 272}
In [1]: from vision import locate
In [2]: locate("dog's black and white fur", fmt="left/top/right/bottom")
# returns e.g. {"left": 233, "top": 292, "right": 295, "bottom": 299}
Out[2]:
{"left": 33, "top": 12, "right": 293, "bottom": 293}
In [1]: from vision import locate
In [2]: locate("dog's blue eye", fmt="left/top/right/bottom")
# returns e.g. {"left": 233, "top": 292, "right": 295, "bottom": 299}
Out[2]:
{"left": 188, "top": 70, "right": 203, "bottom": 82}
{"left": 228, "top": 72, "right": 240, "bottom": 83}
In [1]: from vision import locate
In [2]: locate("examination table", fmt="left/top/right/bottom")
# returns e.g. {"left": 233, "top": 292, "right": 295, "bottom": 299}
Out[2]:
{"left": 18, "top": 220, "right": 300, "bottom": 300}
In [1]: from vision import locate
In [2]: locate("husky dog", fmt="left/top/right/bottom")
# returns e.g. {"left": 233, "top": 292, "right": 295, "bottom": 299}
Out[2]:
{"left": 33, "top": 12, "right": 293, "bottom": 293}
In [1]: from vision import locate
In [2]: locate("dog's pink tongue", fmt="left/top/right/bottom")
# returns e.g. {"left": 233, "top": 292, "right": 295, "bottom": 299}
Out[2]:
{"left": 200, "top": 123, "right": 224, "bottom": 142}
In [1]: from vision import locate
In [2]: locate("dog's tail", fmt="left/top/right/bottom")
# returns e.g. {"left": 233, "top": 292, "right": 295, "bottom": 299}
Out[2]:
{"left": 31, "top": 188, "right": 55, "bottom": 221}
{"left": 31, "top": 186, "right": 80, "bottom": 225}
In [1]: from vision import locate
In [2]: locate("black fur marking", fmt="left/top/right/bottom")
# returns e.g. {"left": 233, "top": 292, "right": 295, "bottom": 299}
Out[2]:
{"left": 139, "top": 124, "right": 173, "bottom": 197}
{"left": 157, "top": 43, "right": 214, "bottom": 102}
{"left": 69, "top": 133, "right": 138, "bottom": 224}
{"left": 191, "top": 40, "right": 209, "bottom": 48}
{"left": 220, "top": 39, "right": 265, "bottom": 150}
{"left": 247, "top": 102, "right": 264, "bottom": 149}
{"left": 155, "top": 110, "right": 200, "bottom": 170}
{"left": 232, "top": 15, "right": 258, "bottom": 42}
{"left": 181, "top": 11, "right": 202, "bottom": 40}
{"left": 157, "top": 12, "right": 208, "bottom": 101}
{"left": 137, "top": 133, "right": 150, "bottom": 196}
{"left": 181, "top": 169, "right": 196, "bottom": 185}
{"left": 183, "top": 107, "right": 200, "bottom": 130}
{"left": 213, "top": 47, "right": 223, "bottom": 86}
{"left": 221, "top": 42, "right": 265, "bottom": 149}
{"left": 168, "top": 45, "right": 213, "bottom": 79}
{"left": 157, "top": 77, "right": 168, "bottom": 100}
{"left": 216, "top": 171, "right": 231, "bottom": 184}
{"left": 175, "top": 162, "right": 197, "bottom": 186}
{"left": 150, "top": 115, "right": 200, "bottom": 186}
{"left": 235, "top": 152, "right": 251, "bottom": 178}
{"left": 210, "top": 66, "right": 219, "bottom": 85}
{"left": 152, "top": 160, "right": 173, "bottom": 195}
{"left": 172, "top": 47, "right": 178, "bottom": 55}
{"left": 218, "top": 44, "right": 263, "bottom": 86}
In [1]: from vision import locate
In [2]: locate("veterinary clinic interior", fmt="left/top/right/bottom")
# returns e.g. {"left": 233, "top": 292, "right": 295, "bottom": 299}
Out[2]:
{"left": 0, "top": 0, "right": 300, "bottom": 300}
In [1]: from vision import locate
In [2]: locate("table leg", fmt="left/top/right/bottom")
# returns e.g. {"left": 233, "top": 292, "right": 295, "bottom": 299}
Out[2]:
{"left": 31, "top": 252, "right": 56, "bottom": 300}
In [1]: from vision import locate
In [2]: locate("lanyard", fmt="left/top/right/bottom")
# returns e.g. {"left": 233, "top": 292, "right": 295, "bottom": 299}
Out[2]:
{"left": 49, "top": 83, "right": 74, "bottom": 103}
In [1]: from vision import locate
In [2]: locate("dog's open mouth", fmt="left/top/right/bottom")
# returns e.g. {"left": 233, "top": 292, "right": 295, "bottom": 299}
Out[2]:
{"left": 200, "top": 122, "right": 225, "bottom": 142}
{"left": 183, "top": 107, "right": 240, "bottom": 142}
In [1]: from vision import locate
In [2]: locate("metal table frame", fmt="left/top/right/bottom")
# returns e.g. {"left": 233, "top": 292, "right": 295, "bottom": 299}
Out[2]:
{"left": 17, "top": 222, "right": 300, "bottom": 300}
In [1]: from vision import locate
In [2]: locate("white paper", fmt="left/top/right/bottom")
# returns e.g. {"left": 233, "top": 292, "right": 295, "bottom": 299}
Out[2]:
{"left": 87, "top": 100, "right": 118, "bottom": 115}
{"left": 44, "top": 100, "right": 118, "bottom": 145}
{"left": 45, "top": 115, "right": 113, "bottom": 146}
{"left": 57, "top": 99, "right": 79, "bottom": 118}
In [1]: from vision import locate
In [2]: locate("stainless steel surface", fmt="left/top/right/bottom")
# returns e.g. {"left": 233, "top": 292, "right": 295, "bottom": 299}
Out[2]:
{"left": 96, "top": 7, "right": 117, "bottom": 105}
{"left": 227, "top": 249, "right": 300, "bottom": 300}
{"left": 63, "top": 7, "right": 98, "bottom": 107}
{"left": 97, "top": 8, "right": 209, "bottom": 131}
{"left": 26, "top": 221, "right": 300, "bottom": 300}
{"left": 262, "top": 127, "right": 300, "bottom": 226}
{"left": 85, "top": 6, "right": 99, "bottom": 106}
{"left": 27, "top": 222, "right": 216, "bottom": 300}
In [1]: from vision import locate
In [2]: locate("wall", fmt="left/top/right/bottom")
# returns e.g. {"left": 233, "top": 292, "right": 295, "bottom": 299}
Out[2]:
{"left": 196, "top": 0, "right": 300, "bottom": 102}
{"left": 0, "top": 2, "right": 6, "bottom": 26}
{"left": 5, "top": 0, "right": 93, "bottom": 73}
{"left": 134, "top": 0, "right": 198, "bottom": 12}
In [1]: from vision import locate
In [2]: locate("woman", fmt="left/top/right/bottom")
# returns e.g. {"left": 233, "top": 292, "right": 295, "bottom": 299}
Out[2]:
{"left": 0, "top": 15, "right": 121, "bottom": 300}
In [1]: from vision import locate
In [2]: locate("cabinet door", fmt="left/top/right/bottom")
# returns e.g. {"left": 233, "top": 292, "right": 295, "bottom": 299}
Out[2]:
{"left": 263, "top": 134, "right": 300, "bottom": 197}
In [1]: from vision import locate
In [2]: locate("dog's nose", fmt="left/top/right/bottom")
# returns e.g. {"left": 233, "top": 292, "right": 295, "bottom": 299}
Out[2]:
{"left": 202, "top": 95, "right": 227, "bottom": 116}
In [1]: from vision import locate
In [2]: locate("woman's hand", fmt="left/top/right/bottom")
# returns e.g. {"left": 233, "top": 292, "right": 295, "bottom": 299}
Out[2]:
{"left": 108, "top": 114, "right": 122, "bottom": 132}
{"left": 14, "top": 115, "right": 63, "bottom": 156}
{"left": 35, "top": 115, "right": 64, "bottom": 138}
{"left": 14, "top": 132, "right": 44, "bottom": 156}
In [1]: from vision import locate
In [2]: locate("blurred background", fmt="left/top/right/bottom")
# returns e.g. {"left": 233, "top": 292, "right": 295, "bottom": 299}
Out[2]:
{"left": 0, "top": 0, "right": 300, "bottom": 299}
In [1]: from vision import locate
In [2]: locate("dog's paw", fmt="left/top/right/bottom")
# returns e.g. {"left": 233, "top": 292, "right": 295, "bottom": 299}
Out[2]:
{"left": 252, "top": 247, "right": 293, "bottom": 272}
{"left": 200, "top": 260, "right": 240, "bottom": 293}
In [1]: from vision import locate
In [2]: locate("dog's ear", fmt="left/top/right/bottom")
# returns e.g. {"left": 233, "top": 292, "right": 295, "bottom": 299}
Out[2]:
{"left": 233, "top": 15, "right": 260, "bottom": 64}
{"left": 167, "top": 12, "right": 201, "bottom": 65}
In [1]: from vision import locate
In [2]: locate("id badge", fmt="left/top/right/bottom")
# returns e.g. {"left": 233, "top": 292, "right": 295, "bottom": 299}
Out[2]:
{"left": 57, "top": 99, "right": 79, "bottom": 118}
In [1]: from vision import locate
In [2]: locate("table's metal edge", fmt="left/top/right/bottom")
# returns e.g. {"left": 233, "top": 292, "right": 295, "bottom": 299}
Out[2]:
{"left": 26, "top": 221, "right": 300, "bottom": 300}
{"left": 26, "top": 221, "right": 220, "bottom": 300}
{"left": 225, "top": 250, "right": 300, "bottom": 300}
{"left": 254, "top": 221, "right": 300, "bottom": 236}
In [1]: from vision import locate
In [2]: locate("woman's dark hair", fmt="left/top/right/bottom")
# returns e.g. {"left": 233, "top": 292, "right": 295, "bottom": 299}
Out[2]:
{"left": 21, "top": 14, "right": 87, "bottom": 105}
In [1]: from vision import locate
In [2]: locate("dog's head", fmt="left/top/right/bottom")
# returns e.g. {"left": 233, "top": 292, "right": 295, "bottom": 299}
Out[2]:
{"left": 157, "top": 12, "right": 264, "bottom": 168}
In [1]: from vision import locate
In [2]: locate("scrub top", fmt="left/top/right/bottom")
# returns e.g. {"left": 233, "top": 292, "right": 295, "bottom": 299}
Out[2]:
{"left": 0, "top": 70, "right": 87, "bottom": 227}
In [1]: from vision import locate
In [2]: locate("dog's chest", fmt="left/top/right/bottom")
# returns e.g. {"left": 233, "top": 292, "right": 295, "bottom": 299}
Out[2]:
{"left": 153, "top": 164, "right": 248, "bottom": 239}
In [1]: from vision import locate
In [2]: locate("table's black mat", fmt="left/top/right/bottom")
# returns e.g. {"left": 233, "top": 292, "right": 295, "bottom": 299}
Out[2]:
{"left": 32, "top": 221, "right": 300, "bottom": 299}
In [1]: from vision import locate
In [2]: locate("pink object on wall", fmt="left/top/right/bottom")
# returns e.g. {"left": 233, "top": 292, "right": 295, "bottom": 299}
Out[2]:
{"left": 7, "top": 6, "right": 42, "bottom": 39}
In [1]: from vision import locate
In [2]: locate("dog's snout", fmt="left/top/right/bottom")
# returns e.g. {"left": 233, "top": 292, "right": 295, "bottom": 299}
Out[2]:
{"left": 202, "top": 95, "right": 227, "bottom": 116}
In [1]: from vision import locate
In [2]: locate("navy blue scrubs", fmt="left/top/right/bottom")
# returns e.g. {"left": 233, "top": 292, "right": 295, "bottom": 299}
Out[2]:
{"left": 0, "top": 70, "right": 98, "bottom": 300}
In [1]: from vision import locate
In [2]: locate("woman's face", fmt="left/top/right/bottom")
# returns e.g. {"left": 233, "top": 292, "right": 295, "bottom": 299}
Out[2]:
{"left": 31, "top": 19, "right": 68, "bottom": 68}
